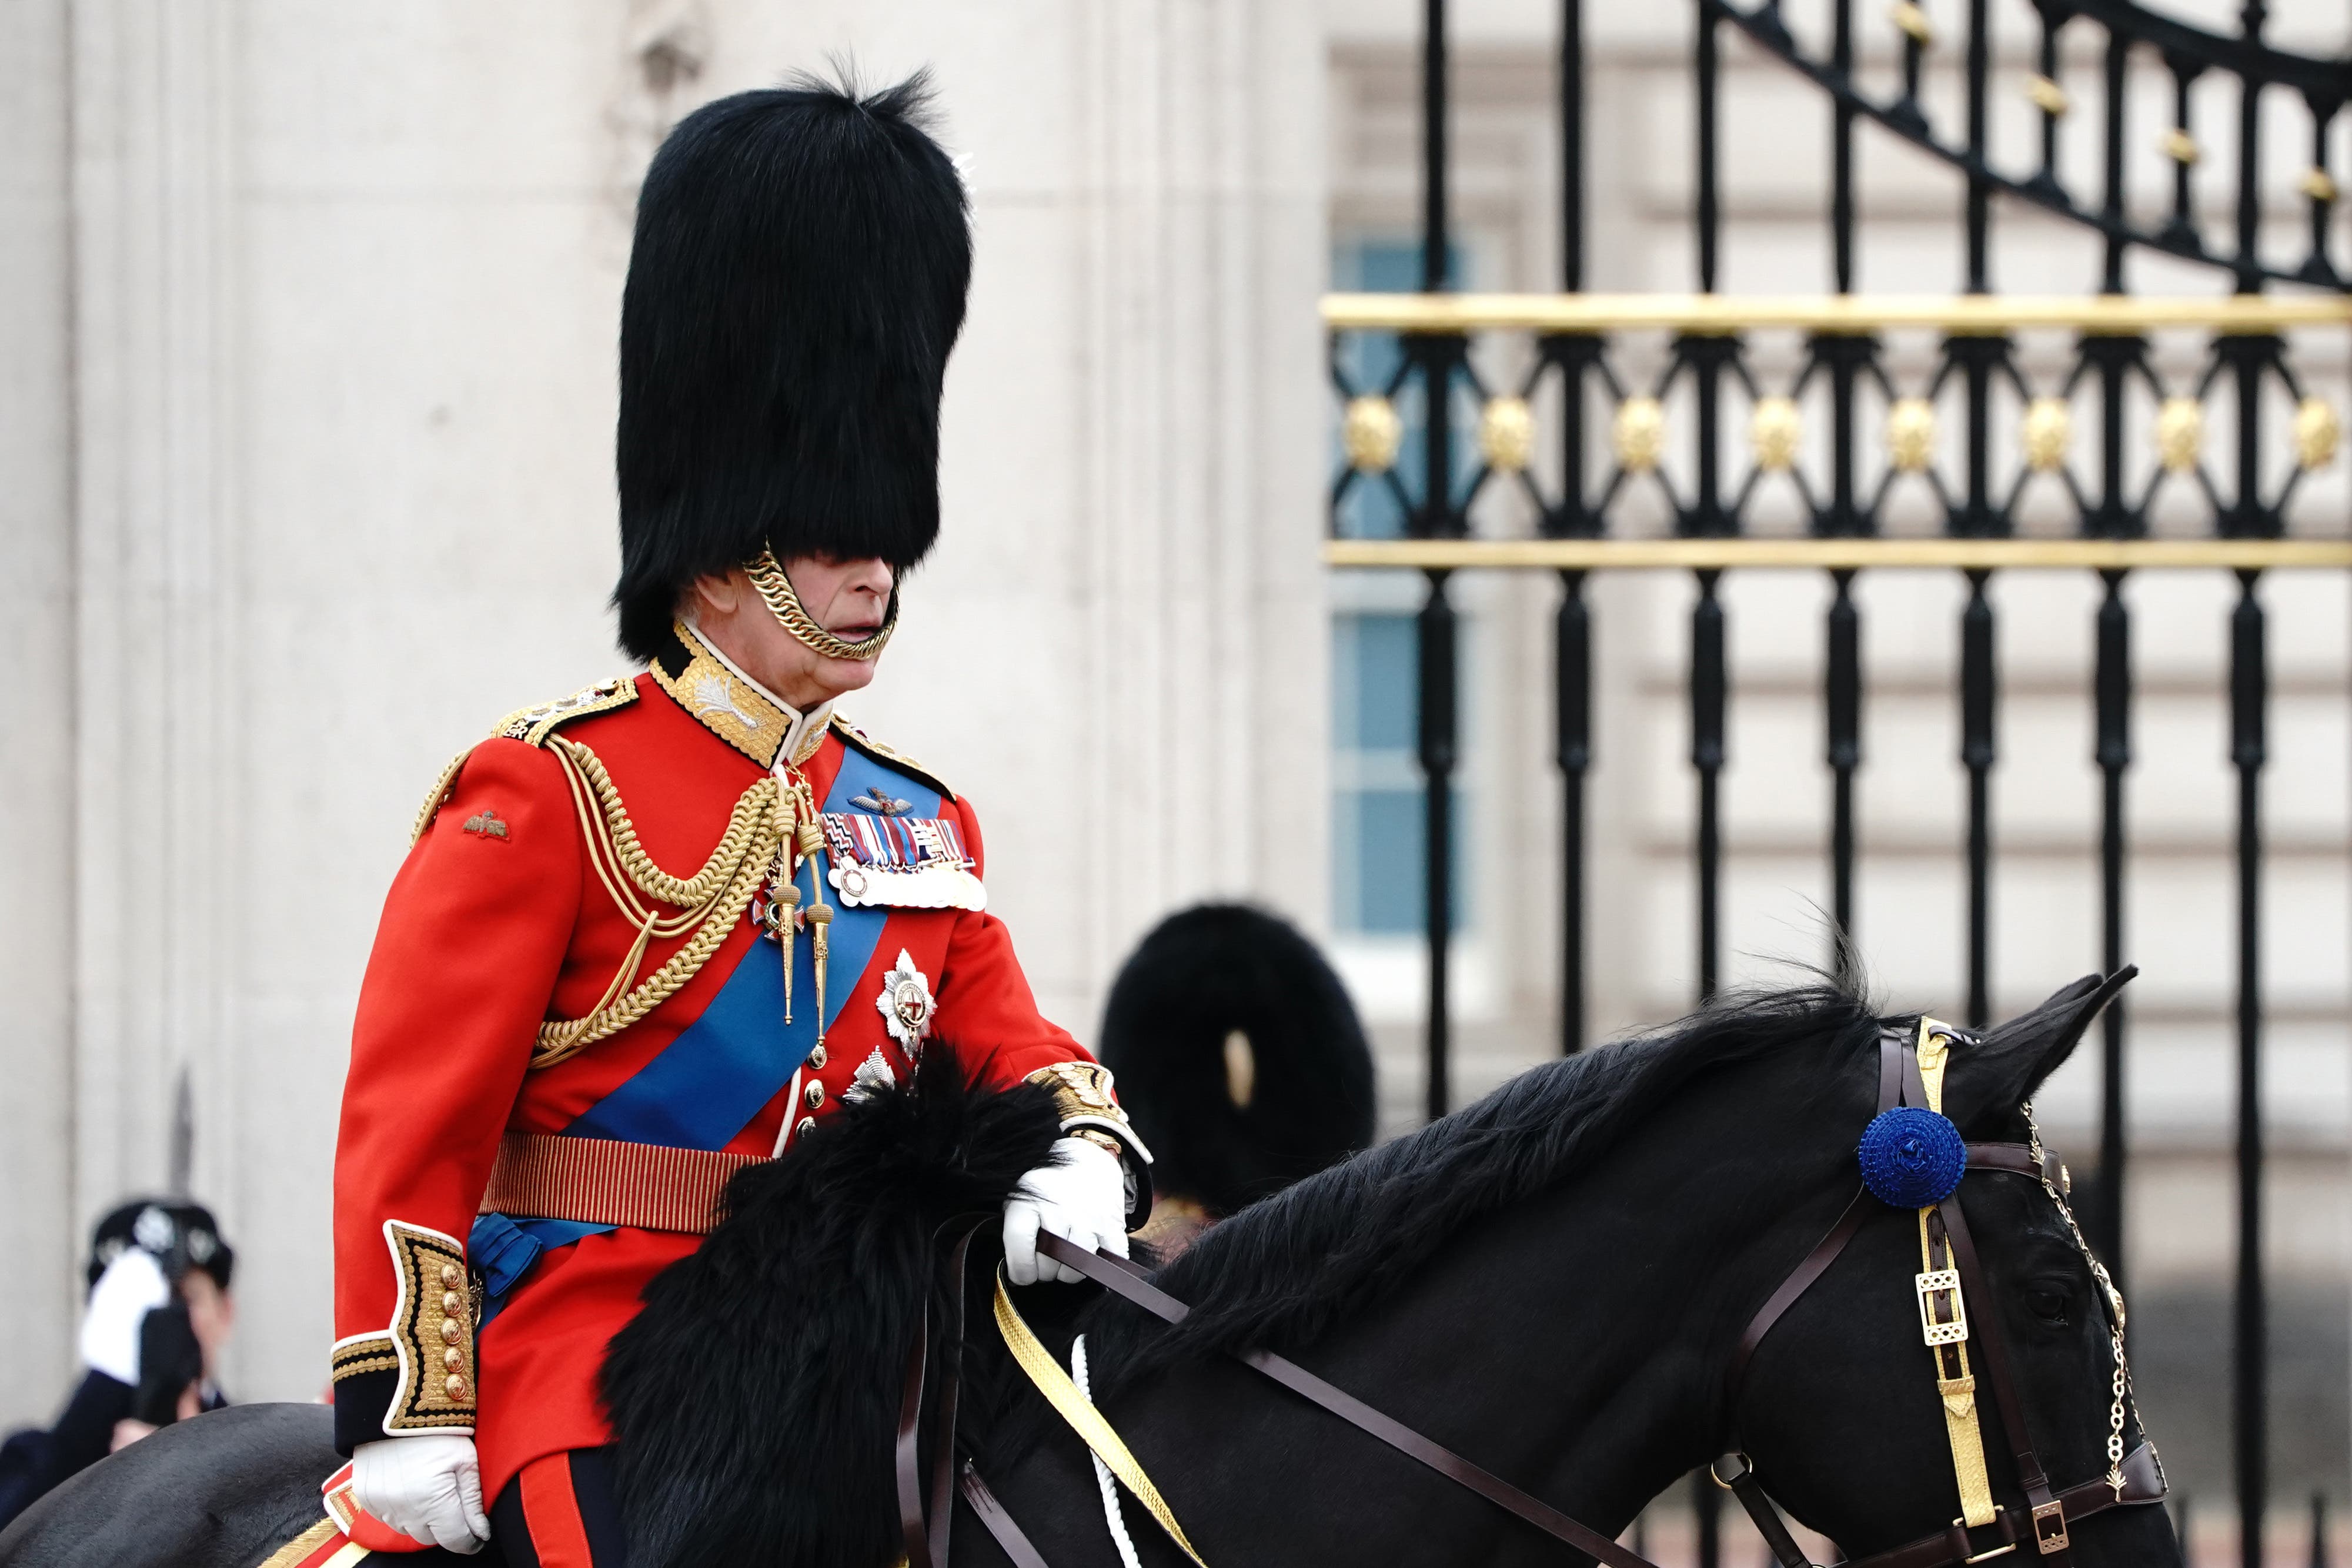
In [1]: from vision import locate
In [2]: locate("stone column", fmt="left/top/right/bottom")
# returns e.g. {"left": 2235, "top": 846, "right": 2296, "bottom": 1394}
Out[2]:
{"left": 0, "top": 0, "right": 79, "bottom": 1426}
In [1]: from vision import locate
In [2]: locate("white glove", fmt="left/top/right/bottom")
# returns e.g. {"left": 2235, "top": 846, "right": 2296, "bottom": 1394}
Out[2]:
{"left": 1003, "top": 1136, "right": 1130, "bottom": 1286}
{"left": 352, "top": 1434, "right": 490, "bottom": 1554}
{"left": 79, "top": 1249, "right": 171, "bottom": 1384}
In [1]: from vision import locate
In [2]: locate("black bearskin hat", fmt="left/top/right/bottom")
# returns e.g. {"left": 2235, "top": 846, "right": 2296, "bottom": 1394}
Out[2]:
{"left": 613, "top": 72, "right": 971, "bottom": 660}
{"left": 1098, "top": 904, "right": 1377, "bottom": 1218}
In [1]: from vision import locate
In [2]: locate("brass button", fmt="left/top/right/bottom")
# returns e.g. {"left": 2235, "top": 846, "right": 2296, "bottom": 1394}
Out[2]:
{"left": 439, "top": 1318, "right": 463, "bottom": 1344}
{"left": 797, "top": 1117, "right": 816, "bottom": 1140}
{"left": 808, "top": 1044, "right": 828, "bottom": 1070}
{"left": 439, "top": 1262, "right": 463, "bottom": 1288}
{"left": 445, "top": 1374, "right": 469, "bottom": 1402}
{"left": 442, "top": 1290, "right": 465, "bottom": 1316}
{"left": 443, "top": 1346, "right": 465, "bottom": 1371}
{"left": 804, "top": 1079, "right": 824, "bottom": 1109}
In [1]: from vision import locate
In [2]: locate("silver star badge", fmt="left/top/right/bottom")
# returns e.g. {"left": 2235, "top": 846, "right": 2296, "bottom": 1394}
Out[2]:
{"left": 875, "top": 949, "right": 936, "bottom": 1054}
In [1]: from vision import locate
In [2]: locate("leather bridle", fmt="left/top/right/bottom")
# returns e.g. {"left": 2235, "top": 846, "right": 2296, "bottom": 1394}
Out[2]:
{"left": 1713, "top": 1022, "right": 2168, "bottom": 1568}
{"left": 897, "top": 1021, "right": 2169, "bottom": 1568}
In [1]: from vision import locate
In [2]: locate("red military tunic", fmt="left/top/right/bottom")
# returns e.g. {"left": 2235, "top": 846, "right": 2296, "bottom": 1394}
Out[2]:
{"left": 329, "top": 620, "right": 1104, "bottom": 1506}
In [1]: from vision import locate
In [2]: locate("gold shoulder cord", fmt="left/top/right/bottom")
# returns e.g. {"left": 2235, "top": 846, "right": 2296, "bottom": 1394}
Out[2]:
{"left": 995, "top": 1272, "right": 1210, "bottom": 1567}
{"left": 410, "top": 750, "right": 474, "bottom": 847}
{"left": 1914, "top": 1020, "right": 1999, "bottom": 1530}
{"left": 529, "top": 737, "right": 786, "bottom": 1069}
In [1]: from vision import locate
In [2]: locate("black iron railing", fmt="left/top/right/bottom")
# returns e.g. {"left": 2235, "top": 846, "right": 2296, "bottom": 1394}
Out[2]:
{"left": 1327, "top": 0, "right": 2351, "bottom": 1560}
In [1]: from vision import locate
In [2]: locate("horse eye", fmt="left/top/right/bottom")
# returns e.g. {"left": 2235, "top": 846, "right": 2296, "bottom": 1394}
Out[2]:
{"left": 2029, "top": 1288, "right": 2070, "bottom": 1326}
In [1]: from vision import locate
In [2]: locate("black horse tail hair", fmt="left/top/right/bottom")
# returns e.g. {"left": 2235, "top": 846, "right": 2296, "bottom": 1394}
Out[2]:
{"left": 1097, "top": 904, "right": 1377, "bottom": 1218}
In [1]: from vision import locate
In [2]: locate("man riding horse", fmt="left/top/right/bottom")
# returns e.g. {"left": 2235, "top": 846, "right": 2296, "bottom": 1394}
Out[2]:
{"left": 329, "top": 74, "right": 1148, "bottom": 1560}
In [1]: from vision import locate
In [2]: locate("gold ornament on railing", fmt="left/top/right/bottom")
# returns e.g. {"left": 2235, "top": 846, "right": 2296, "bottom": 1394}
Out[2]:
{"left": 1613, "top": 396, "right": 1666, "bottom": 473}
{"left": 2295, "top": 397, "right": 2340, "bottom": 469}
{"left": 2156, "top": 397, "right": 2203, "bottom": 473}
{"left": 2024, "top": 74, "right": 2069, "bottom": 117}
{"left": 1479, "top": 395, "right": 1536, "bottom": 473}
{"left": 1341, "top": 394, "right": 1404, "bottom": 473}
{"left": 2301, "top": 168, "right": 2339, "bottom": 204}
{"left": 1886, "top": 397, "right": 1937, "bottom": 473}
{"left": 1750, "top": 396, "right": 1802, "bottom": 472}
{"left": 2161, "top": 128, "right": 2200, "bottom": 166}
{"left": 1889, "top": 1, "right": 1933, "bottom": 44}
{"left": 2021, "top": 396, "right": 2072, "bottom": 473}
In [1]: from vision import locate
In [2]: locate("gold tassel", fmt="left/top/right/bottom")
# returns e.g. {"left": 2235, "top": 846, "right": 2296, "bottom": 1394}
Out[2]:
{"left": 791, "top": 813, "right": 833, "bottom": 1050}
{"left": 807, "top": 899, "right": 833, "bottom": 1054}
{"left": 770, "top": 883, "right": 801, "bottom": 1023}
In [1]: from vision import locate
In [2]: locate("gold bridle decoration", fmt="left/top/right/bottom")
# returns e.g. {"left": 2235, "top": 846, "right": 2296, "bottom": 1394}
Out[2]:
{"left": 747, "top": 549, "right": 898, "bottom": 662}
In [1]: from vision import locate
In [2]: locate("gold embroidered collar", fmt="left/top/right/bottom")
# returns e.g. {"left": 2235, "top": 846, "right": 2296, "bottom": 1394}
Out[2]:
{"left": 647, "top": 620, "right": 830, "bottom": 770}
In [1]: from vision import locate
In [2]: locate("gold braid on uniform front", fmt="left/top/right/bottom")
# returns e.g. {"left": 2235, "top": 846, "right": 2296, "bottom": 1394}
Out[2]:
{"left": 530, "top": 736, "right": 789, "bottom": 1069}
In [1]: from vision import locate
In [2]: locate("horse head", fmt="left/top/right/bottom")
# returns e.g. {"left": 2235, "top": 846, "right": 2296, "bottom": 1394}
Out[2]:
{"left": 1732, "top": 973, "right": 2180, "bottom": 1567}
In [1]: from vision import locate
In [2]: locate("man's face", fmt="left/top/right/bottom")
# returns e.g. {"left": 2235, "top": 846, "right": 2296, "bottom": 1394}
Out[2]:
{"left": 180, "top": 1270, "right": 234, "bottom": 1381}
{"left": 689, "top": 554, "right": 894, "bottom": 710}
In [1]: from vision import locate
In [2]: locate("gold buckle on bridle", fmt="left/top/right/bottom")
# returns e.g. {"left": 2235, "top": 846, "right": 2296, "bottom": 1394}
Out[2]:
{"left": 1915, "top": 1268, "right": 1969, "bottom": 1345}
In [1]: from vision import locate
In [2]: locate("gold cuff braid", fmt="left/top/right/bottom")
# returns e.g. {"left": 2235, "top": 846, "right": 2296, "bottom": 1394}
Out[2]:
{"left": 1027, "top": 1060, "right": 1122, "bottom": 1124}
{"left": 382, "top": 1222, "right": 477, "bottom": 1433}
{"left": 1024, "top": 1061, "right": 1151, "bottom": 1166}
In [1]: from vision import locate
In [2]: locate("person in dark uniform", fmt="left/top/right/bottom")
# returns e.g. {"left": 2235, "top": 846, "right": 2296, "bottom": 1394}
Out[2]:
{"left": 0, "top": 1201, "right": 235, "bottom": 1532}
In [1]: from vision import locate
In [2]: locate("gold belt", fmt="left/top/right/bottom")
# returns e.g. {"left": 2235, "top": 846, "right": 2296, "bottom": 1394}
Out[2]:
{"left": 479, "top": 1132, "right": 762, "bottom": 1236}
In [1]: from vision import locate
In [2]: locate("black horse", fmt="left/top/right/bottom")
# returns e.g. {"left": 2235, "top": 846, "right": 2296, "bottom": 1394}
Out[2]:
{"left": 0, "top": 975, "right": 2180, "bottom": 1567}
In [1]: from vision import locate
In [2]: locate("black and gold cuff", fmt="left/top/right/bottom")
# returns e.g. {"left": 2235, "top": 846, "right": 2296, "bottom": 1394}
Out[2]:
{"left": 380, "top": 1221, "right": 477, "bottom": 1435}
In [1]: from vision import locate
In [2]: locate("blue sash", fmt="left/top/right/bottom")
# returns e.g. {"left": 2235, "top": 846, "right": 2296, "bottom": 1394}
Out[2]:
{"left": 476, "top": 744, "right": 944, "bottom": 1316}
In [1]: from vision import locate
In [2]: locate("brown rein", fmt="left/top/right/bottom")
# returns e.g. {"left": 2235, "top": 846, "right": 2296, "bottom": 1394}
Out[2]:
{"left": 902, "top": 1029, "right": 2166, "bottom": 1568}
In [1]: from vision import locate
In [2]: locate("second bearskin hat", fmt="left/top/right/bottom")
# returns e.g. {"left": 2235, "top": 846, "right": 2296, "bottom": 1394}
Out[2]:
{"left": 1098, "top": 904, "right": 1377, "bottom": 1218}
{"left": 613, "top": 72, "right": 971, "bottom": 660}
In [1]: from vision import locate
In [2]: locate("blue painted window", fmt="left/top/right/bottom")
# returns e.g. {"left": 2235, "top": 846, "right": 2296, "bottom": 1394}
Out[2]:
{"left": 1329, "top": 610, "right": 1470, "bottom": 935}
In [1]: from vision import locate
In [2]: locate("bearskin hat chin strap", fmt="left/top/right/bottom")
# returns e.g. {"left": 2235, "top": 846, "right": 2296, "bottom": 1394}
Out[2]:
{"left": 747, "top": 550, "right": 898, "bottom": 662}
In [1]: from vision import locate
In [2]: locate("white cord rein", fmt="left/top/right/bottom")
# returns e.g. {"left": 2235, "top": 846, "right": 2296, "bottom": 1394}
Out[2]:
{"left": 1071, "top": 1335, "right": 1145, "bottom": 1568}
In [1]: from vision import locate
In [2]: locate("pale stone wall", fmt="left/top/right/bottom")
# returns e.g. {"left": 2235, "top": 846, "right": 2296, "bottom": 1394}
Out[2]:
{"left": 0, "top": 1, "right": 1325, "bottom": 1418}
{"left": 0, "top": 0, "right": 78, "bottom": 1426}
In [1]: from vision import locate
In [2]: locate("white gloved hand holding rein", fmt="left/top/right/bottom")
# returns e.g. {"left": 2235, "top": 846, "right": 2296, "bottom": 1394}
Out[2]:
{"left": 352, "top": 1433, "right": 490, "bottom": 1554}
{"left": 1002, "top": 1136, "right": 1129, "bottom": 1286}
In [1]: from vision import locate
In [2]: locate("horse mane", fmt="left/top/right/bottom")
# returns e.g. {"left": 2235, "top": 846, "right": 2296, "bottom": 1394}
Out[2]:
{"left": 602, "top": 1049, "right": 1062, "bottom": 1568}
{"left": 1086, "top": 979, "right": 1886, "bottom": 1396}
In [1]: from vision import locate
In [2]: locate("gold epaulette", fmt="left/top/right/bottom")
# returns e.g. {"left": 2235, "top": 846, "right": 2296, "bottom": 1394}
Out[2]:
{"left": 828, "top": 712, "right": 956, "bottom": 802}
{"left": 410, "top": 677, "right": 642, "bottom": 844}
{"left": 493, "top": 676, "right": 640, "bottom": 747}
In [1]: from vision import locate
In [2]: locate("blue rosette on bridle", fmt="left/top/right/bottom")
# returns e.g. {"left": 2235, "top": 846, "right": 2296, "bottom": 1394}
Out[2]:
{"left": 1857, "top": 1106, "right": 1967, "bottom": 1208}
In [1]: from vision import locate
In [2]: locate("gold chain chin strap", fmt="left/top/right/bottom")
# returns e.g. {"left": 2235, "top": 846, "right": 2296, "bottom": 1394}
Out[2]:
{"left": 994, "top": 1271, "right": 1210, "bottom": 1567}
{"left": 2022, "top": 1098, "right": 2149, "bottom": 1500}
{"left": 747, "top": 549, "right": 897, "bottom": 661}
{"left": 530, "top": 737, "right": 784, "bottom": 1070}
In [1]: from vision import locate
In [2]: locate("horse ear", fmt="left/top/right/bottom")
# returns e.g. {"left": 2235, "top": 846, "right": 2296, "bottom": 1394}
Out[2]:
{"left": 1942, "top": 967, "right": 2137, "bottom": 1132}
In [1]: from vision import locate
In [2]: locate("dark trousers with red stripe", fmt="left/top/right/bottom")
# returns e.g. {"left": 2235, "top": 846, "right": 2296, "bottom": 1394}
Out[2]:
{"left": 490, "top": 1447, "right": 627, "bottom": 1568}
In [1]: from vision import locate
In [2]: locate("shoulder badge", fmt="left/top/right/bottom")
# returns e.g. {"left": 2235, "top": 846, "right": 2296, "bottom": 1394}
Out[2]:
{"left": 492, "top": 676, "right": 640, "bottom": 748}
{"left": 828, "top": 713, "right": 956, "bottom": 803}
